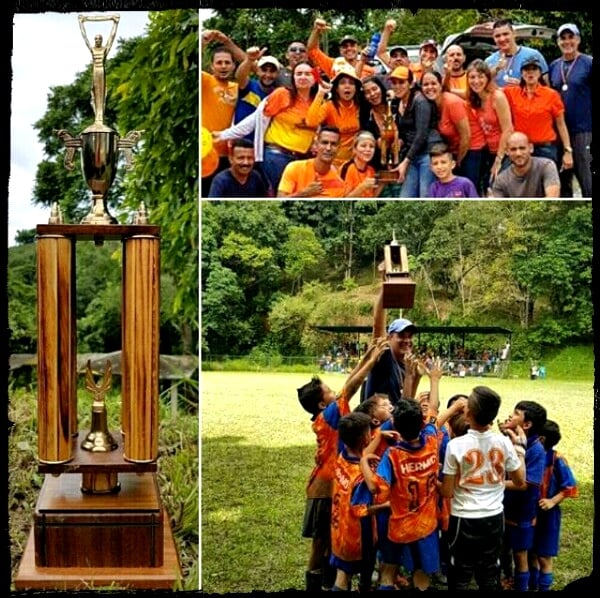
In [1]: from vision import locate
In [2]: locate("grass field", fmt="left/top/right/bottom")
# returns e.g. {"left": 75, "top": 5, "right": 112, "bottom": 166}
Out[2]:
{"left": 201, "top": 371, "right": 594, "bottom": 593}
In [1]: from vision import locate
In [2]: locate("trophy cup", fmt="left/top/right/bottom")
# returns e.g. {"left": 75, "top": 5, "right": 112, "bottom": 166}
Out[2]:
{"left": 382, "top": 233, "right": 416, "bottom": 308}
{"left": 55, "top": 14, "right": 144, "bottom": 225}
{"left": 376, "top": 92, "right": 401, "bottom": 183}
{"left": 15, "top": 13, "right": 181, "bottom": 590}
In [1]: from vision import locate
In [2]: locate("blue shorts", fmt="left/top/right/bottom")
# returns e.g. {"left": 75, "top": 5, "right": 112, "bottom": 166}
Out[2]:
{"left": 533, "top": 508, "right": 561, "bottom": 557}
{"left": 505, "top": 523, "right": 535, "bottom": 552}
{"left": 379, "top": 528, "right": 440, "bottom": 574}
{"left": 329, "top": 554, "right": 362, "bottom": 575}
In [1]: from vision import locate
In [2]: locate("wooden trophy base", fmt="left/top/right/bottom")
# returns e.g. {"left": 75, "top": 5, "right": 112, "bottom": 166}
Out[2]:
{"left": 14, "top": 472, "right": 182, "bottom": 590}
{"left": 383, "top": 278, "right": 416, "bottom": 308}
{"left": 376, "top": 169, "right": 399, "bottom": 183}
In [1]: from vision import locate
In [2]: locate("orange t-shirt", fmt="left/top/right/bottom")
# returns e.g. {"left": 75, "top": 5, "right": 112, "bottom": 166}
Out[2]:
{"left": 342, "top": 161, "right": 377, "bottom": 197}
{"left": 308, "top": 48, "right": 376, "bottom": 80}
{"left": 447, "top": 72, "right": 468, "bottom": 97}
{"left": 278, "top": 158, "right": 346, "bottom": 197}
{"left": 437, "top": 92, "right": 469, "bottom": 156}
{"left": 306, "top": 97, "right": 361, "bottom": 165}
{"left": 201, "top": 71, "right": 238, "bottom": 156}
{"left": 264, "top": 87, "right": 317, "bottom": 154}
{"left": 503, "top": 85, "right": 565, "bottom": 144}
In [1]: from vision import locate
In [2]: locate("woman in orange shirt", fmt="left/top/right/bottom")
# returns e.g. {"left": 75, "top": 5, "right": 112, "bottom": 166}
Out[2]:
{"left": 261, "top": 60, "right": 320, "bottom": 192}
{"left": 305, "top": 64, "right": 362, "bottom": 168}
{"left": 503, "top": 58, "right": 573, "bottom": 173}
{"left": 465, "top": 59, "right": 513, "bottom": 195}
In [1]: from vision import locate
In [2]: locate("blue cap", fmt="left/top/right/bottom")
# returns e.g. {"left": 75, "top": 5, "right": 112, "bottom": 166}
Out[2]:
{"left": 388, "top": 318, "right": 417, "bottom": 335}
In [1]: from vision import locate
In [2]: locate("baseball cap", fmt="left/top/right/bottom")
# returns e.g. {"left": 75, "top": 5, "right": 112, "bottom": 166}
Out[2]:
{"left": 389, "top": 45, "right": 408, "bottom": 56}
{"left": 339, "top": 34, "right": 358, "bottom": 45}
{"left": 557, "top": 23, "right": 580, "bottom": 37}
{"left": 388, "top": 318, "right": 417, "bottom": 335}
{"left": 389, "top": 65, "right": 410, "bottom": 80}
{"left": 257, "top": 55, "right": 281, "bottom": 69}
{"left": 332, "top": 61, "right": 360, "bottom": 82}
{"left": 521, "top": 56, "right": 542, "bottom": 70}
{"left": 419, "top": 39, "right": 438, "bottom": 53}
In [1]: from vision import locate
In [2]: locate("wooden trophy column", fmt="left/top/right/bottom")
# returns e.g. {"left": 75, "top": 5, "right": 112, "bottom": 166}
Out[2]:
{"left": 14, "top": 224, "right": 182, "bottom": 591}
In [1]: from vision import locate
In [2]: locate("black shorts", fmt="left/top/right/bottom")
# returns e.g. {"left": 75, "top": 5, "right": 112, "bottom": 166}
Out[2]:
{"left": 302, "top": 497, "right": 332, "bottom": 540}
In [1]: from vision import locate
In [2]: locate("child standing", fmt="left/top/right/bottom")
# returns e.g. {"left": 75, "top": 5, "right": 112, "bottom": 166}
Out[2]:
{"left": 298, "top": 337, "right": 388, "bottom": 591}
{"left": 329, "top": 411, "right": 397, "bottom": 591}
{"left": 428, "top": 142, "right": 479, "bottom": 197}
{"left": 360, "top": 398, "right": 441, "bottom": 591}
{"left": 499, "top": 399, "right": 547, "bottom": 592}
{"left": 528, "top": 419, "right": 578, "bottom": 591}
{"left": 440, "top": 386, "right": 527, "bottom": 591}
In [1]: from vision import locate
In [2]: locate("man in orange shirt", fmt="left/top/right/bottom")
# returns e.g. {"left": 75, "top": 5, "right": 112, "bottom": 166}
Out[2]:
{"left": 306, "top": 17, "right": 377, "bottom": 81}
{"left": 201, "top": 29, "right": 246, "bottom": 195}
{"left": 277, "top": 126, "right": 346, "bottom": 197}
{"left": 442, "top": 44, "right": 468, "bottom": 99}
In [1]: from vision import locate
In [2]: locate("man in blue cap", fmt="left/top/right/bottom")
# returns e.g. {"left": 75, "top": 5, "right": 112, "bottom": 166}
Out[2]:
{"left": 362, "top": 284, "right": 418, "bottom": 406}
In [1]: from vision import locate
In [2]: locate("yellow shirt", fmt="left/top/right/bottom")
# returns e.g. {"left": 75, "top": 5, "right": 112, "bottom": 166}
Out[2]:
{"left": 264, "top": 87, "right": 316, "bottom": 153}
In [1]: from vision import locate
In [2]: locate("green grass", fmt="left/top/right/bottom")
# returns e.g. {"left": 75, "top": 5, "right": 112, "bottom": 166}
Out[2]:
{"left": 201, "top": 371, "right": 594, "bottom": 593}
{"left": 8, "top": 385, "right": 199, "bottom": 591}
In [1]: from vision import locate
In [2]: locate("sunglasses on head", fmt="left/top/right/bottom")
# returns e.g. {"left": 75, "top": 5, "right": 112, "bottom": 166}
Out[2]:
{"left": 289, "top": 46, "right": 306, "bottom": 53}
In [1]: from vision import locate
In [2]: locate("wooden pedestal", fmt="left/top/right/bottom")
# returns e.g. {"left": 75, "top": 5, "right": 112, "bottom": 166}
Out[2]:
{"left": 14, "top": 473, "right": 182, "bottom": 590}
{"left": 382, "top": 277, "right": 416, "bottom": 308}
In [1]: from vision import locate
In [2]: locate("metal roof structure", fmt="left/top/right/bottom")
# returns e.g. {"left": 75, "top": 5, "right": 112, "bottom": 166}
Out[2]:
{"left": 313, "top": 325, "right": 512, "bottom": 349}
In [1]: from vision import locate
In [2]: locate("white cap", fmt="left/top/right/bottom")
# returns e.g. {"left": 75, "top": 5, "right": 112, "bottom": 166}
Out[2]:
{"left": 257, "top": 55, "right": 281, "bottom": 69}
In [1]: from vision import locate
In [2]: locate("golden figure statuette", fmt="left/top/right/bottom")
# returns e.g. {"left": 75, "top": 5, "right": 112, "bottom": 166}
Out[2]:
{"left": 81, "top": 359, "right": 118, "bottom": 452}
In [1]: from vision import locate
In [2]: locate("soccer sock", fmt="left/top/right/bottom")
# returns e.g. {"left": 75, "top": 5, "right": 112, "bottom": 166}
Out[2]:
{"left": 529, "top": 567, "right": 540, "bottom": 590}
{"left": 514, "top": 570, "right": 530, "bottom": 592}
{"left": 539, "top": 571, "right": 554, "bottom": 591}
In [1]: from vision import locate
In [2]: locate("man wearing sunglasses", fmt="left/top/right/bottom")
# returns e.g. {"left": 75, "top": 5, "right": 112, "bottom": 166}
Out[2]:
{"left": 278, "top": 41, "right": 309, "bottom": 87}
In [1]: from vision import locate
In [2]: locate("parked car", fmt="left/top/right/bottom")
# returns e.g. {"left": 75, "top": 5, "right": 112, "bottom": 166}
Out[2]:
{"left": 438, "top": 21, "right": 556, "bottom": 66}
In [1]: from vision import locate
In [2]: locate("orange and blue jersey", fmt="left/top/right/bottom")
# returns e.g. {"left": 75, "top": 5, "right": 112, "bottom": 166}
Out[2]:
{"left": 533, "top": 448, "right": 578, "bottom": 557}
{"left": 371, "top": 422, "right": 440, "bottom": 544}
{"left": 541, "top": 449, "right": 578, "bottom": 500}
{"left": 504, "top": 434, "right": 545, "bottom": 527}
{"left": 306, "top": 392, "right": 351, "bottom": 499}
{"left": 330, "top": 447, "right": 372, "bottom": 565}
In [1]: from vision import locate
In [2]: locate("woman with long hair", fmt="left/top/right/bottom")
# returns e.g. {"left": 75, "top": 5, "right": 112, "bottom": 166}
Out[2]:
{"left": 465, "top": 59, "right": 513, "bottom": 194}
{"left": 261, "top": 60, "right": 320, "bottom": 192}
{"left": 390, "top": 66, "right": 443, "bottom": 197}
{"left": 305, "top": 64, "right": 363, "bottom": 168}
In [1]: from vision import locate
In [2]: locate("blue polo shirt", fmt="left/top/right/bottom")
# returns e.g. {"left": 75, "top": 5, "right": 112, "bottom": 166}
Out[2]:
{"left": 548, "top": 53, "right": 592, "bottom": 134}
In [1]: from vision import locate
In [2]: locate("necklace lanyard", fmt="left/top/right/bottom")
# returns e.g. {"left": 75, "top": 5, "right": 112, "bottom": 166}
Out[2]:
{"left": 501, "top": 46, "right": 521, "bottom": 81}
{"left": 560, "top": 54, "right": 579, "bottom": 91}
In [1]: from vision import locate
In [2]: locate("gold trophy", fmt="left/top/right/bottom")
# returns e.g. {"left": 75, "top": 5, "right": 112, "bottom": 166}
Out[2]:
{"left": 55, "top": 14, "right": 144, "bottom": 224}
{"left": 377, "top": 91, "right": 401, "bottom": 183}
{"left": 14, "top": 14, "right": 181, "bottom": 589}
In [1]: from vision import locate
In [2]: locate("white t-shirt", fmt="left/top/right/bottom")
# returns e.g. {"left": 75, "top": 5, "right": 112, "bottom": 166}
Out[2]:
{"left": 442, "top": 428, "right": 521, "bottom": 518}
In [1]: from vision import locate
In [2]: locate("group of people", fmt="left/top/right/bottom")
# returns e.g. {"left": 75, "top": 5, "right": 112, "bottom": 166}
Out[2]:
{"left": 201, "top": 17, "right": 591, "bottom": 199}
{"left": 297, "top": 280, "right": 578, "bottom": 592}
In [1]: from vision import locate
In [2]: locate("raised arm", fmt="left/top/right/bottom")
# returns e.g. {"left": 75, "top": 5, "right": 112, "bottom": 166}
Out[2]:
{"left": 376, "top": 18, "right": 397, "bottom": 69}
{"left": 235, "top": 46, "right": 264, "bottom": 90}
{"left": 307, "top": 17, "right": 330, "bottom": 52}
{"left": 340, "top": 336, "right": 390, "bottom": 400}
